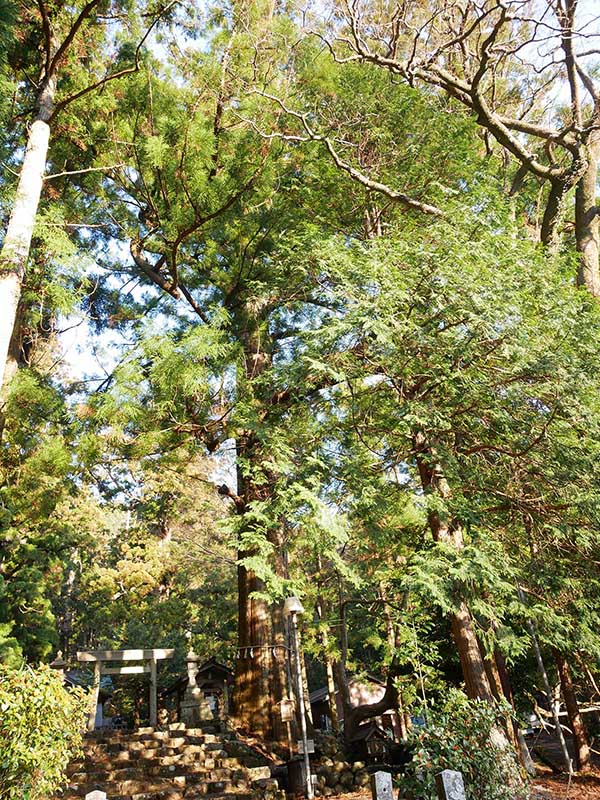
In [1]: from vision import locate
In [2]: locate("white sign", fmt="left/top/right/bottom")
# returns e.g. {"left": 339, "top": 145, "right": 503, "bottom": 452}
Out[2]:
{"left": 297, "top": 738, "right": 315, "bottom": 754}
{"left": 85, "top": 791, "right": 107, "bottom": 800}
{"left": 280, "top": 698, "right": 294, "bottom": 722}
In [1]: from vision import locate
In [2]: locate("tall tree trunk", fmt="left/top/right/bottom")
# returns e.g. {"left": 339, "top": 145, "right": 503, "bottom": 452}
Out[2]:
{"left": 413, "top": 434, "right": 525, "bottom": 788}
{"left": 556, "top": 652, "right": 591, "bottom": 772}
{"left": 231, "top": 442, "right": 288, "bottom": 741}
{"left": 230, "top": 314, "right": 288, "bottom": 741}
{"left": 381, "top": 585, "right": 408, "bottom": 738}
{"left": 324, "top": 647, "right": 340, "bottom": 733}
{"left": 316, "top": 589, "right": 339, "bottom": 733}
{"left": 414, "top": 434, "right": 494, "bottom": 702}
{"left": 0, "top": 75, "right": 56, "bottom": 389}
{"left": 575, "top": 131, "right": 600, "bottom": 296}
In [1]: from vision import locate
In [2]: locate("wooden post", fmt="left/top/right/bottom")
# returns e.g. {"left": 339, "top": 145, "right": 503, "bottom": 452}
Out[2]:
{"left": 88, "top": 661, "right": 101, "bottom": 732}
{"left": 150, "top": 656, "right": 158, "bottom": 727}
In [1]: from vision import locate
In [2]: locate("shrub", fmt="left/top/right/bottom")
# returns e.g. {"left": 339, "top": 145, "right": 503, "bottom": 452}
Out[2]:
{"left": 0, "top": 662, "right": 88, "bottom": 800}
{"left": 400, "top": 690, "right": 530, "bottom": 800}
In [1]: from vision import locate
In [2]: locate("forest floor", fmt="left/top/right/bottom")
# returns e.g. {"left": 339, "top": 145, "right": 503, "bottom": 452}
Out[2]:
{"left": 325, "top": 768, "right": 600, "bottom": 800}
{"left": 531, "top": 764, "right": 600, "bottom": 799}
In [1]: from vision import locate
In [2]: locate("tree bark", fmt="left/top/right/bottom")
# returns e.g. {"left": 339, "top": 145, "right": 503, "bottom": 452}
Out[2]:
{"left": 555, "top": 652, "right": 592, "bottom": 772}
{"left": 0, "top": 75, "right": 56, "bottom": 390}
{"left": 414, "top": 435, "right": 495, "bottom": 703}
{"left": 316, "top": 591, "right": 340, "bottom": 733}
{"left": 333, "top": 659, "right": 400, "bottom": 746}
{"left": 575, "top": 132, "right": 600, "bottom": 296}
{"left": 413, "top": 434, "right": 525, "bottom": 789}
{"left": 231, "top": 441, "right": 289, "bottom": 742}
{"left": 230, "top": 313, "right": 288, "bottom": 742}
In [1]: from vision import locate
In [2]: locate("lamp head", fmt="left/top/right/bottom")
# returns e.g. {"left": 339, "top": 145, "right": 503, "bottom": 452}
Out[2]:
{"left": 284, "top": 596, "right": 305, "bottom": 616}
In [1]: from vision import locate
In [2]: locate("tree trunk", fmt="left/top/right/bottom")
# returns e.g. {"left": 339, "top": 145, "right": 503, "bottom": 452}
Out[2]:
{"left": 231, "top": 450, "right": 288, "bottom": 741}
{"left": 556, "top": 652, "right": 591, "bottom": 772}
{"left": 230, "top": 315, "right": 288, "bottom": 741}
{"left": 495, "top": 646, "right": 537, "bottom": 776}
{"left": 324, "top": 649, "right": 340, "bottom": 733}
{"left": 414, "top": 435, "right": 495, "bottom": 703}
{"left": 575, "top": 131, "right": 600, "bottom": 296}
{"left": 414, "top": 434, "right": 524, "bottom": 788}
{"left": 334, "top": 658, "right": 400, "bottom": 746}
{"left": 0, "top": 75, "right": 56, "bottom": 390}
{"left": 382, "top": 588, "right": 409, "bottom": 739}
{"left": 316, "top": 592, "right": 340, "bottom": 733}
{"left": 517, "top": 586, "right": 572, "bottom": 773}
{"left": 234, "top": 562, "right": 286, "bottom": 738}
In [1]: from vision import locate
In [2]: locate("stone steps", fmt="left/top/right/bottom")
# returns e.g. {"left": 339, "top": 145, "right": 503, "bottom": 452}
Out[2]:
{"left": 55, "top": 723, "right": 281, "bottom": 800}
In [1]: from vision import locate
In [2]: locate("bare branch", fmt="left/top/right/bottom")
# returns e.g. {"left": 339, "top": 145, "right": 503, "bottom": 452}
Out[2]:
{"left": 130, "top": 239, "right": 180, "bottom": 299}
{"left": 250, "top": 90, "right": 444, "bottom": 216}
{"left": 44, "top": 163, "right": 126, "bottom": 181}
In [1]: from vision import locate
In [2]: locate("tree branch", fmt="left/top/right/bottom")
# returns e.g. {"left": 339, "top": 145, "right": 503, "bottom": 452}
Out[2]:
{"left": 37, "top": 0, "right": 53, "bottom": 76}
{"left": 48, "top": 0, "right": 102, "bottom": 78}
{"left": 44, "top": 164, "right": 126, "bottom": 181}
{"left": 51, "top": 1, "right": 180, "bottom": 120}
{"left": 249, "top": 90, "right": 444, "bottom": 216}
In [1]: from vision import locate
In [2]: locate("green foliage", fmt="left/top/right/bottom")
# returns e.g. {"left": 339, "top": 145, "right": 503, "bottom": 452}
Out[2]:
{"left": 0, "top": 663, "right": 87, "bottom": 800}
{"left": 0, "top": 371, "right": 82, "bottom": 663}
{"left": 1, "top": 0, "right": 600, "bottom": 757}
{"left": 401, "top": 691, "right": 528, "bottom": 800}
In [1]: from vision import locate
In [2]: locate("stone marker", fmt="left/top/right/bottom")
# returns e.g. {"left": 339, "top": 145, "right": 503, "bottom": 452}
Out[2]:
{"left": 435, "top": 769, "right": 466, "bottom": 800}
{"left": 85, "top": 791, "right": 107, "bottom": 800}
{"left": 370, "top": 770, "right": 393, "bottom": 800}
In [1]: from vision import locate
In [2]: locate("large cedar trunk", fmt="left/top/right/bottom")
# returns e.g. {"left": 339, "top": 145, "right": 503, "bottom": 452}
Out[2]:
{"left": 0, "top": 75, "right": 56, "bottom": 390}
{"left": 230, "top": 431, "right": 289, "bottom": 741}
{"left": 233, "top": 562, "right": 288, "bottom": 740}
{"left": 230, "top": 316, "right": 289, "bottom": 741}
{"left": 556, "top": 653, "right": 592, "bottom": 772}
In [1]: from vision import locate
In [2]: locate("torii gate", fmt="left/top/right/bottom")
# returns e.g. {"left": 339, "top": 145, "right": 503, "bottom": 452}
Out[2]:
{"left": 77, "top": 648, "right": 174, "bottom": 731}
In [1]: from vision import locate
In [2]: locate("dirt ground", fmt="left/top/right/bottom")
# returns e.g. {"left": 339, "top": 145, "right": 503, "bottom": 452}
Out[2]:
{"left": 326, "top": 769, "right": 600, "bottom": 800}
{"left": 532, "top": 765, "right": 600, "bottom": 799}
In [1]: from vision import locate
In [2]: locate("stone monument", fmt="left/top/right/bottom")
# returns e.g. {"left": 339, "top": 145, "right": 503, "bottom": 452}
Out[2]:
{"left": 435, "top": 769, "right": 466, "bottom": 800}
{"left": 180, "top": 648, "right": 213, "bottom": 725}
{"left": 370, "top": 770, "right": 393, "bottom": 800}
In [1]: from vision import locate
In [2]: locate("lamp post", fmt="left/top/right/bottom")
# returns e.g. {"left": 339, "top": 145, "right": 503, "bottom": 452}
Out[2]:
{"left": 284, "top": 596, "right": 313, "bottom": 800}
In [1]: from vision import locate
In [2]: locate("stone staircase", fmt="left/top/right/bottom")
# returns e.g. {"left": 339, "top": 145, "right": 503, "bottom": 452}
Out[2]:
{"left": 56, "top": 721, "right": 284, "bottom": 800}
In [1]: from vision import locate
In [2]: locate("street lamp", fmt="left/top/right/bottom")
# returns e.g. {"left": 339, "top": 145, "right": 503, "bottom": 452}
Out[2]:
{"left": 284, "top": 596, "right": 313, "bottom": 800}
